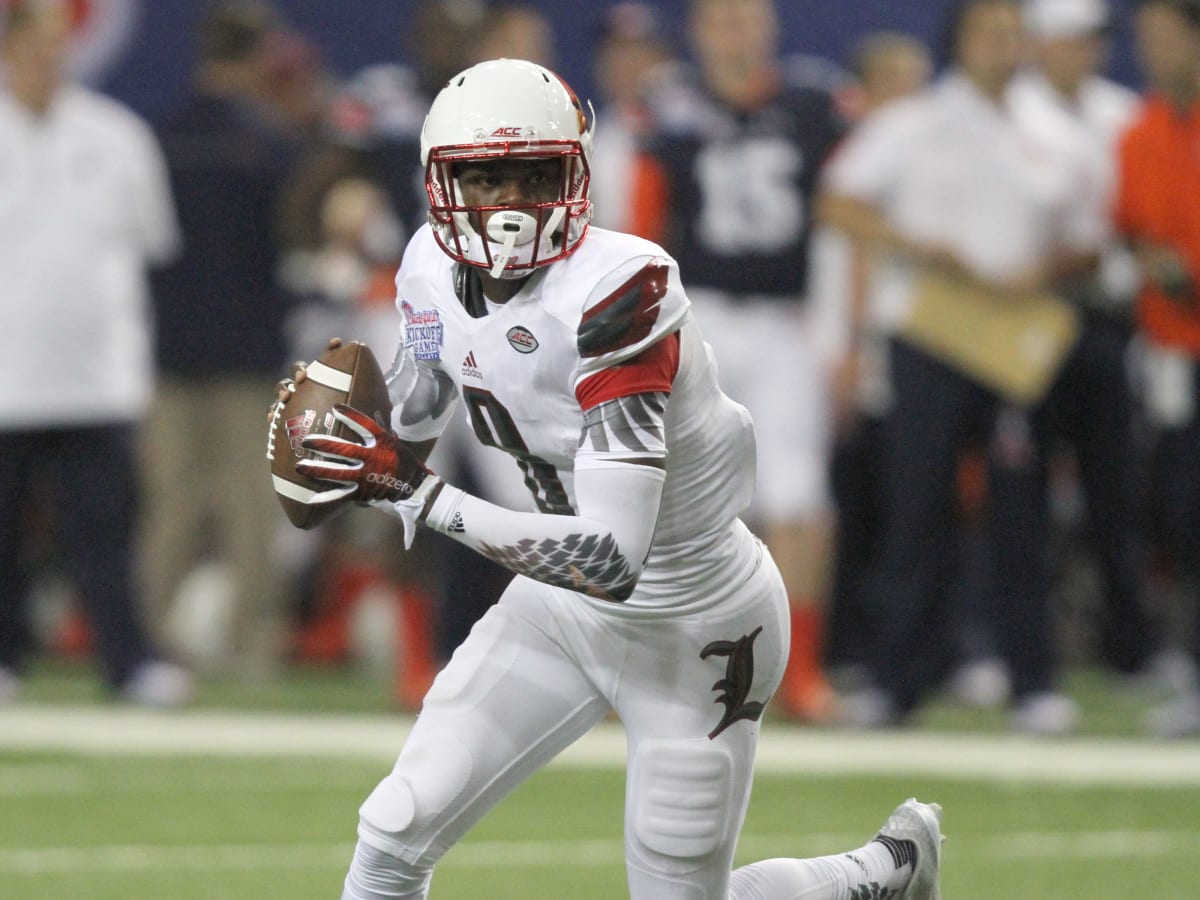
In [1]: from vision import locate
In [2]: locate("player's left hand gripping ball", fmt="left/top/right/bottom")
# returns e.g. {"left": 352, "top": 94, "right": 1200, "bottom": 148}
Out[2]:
{"left": 297, "top": 404, "right": 437, "bottom": 504}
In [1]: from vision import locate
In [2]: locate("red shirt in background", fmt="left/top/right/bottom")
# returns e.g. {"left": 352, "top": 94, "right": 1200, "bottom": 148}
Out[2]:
{"left": 1115, "top": 94, "right": 1200, "bottom": 355}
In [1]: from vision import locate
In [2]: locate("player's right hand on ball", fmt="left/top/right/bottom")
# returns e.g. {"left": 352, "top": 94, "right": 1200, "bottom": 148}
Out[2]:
{"left": 297, "top": 404, "right": 437, "bottom": 504}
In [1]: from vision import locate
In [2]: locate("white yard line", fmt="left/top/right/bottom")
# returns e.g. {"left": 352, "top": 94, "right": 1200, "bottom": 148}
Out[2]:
{"left": 2, "top": 830, "right": 1199, "bottom": 876}
{"left": 2, "top": 704, "right": 1200, "bottom": 785}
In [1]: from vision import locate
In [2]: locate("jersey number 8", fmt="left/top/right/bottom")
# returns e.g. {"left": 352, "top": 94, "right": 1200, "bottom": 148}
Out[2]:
{"left": 463, "top": 386, "right": 574, "bottom": 515}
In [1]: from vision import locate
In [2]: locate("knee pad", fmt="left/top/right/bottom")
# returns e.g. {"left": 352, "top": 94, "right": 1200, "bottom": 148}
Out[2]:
{"left": 359, "top": 774, "right": 418, "bottom": 838}
{"left": 630, "top": 738, "right": 735, "bottom": 861}
{"left": 356, "top": 722, "right": 474, "bottom": 860}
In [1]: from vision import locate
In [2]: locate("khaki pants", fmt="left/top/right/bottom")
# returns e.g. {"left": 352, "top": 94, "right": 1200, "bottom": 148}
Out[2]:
{"left": 138, "top": 376, "right": 287, "bottom": 673}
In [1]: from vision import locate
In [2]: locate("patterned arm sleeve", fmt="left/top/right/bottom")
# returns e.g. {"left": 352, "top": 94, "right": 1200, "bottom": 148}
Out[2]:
{"left": 381, "top": 381, "right": 671, "bottom": 601}
{"left": 419, "top": 458, "right": 666, "bottom": 602}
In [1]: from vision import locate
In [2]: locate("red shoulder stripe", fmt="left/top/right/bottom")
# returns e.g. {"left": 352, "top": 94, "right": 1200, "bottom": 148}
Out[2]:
{"left": 576, "top": 331, "right": 680, "bottom": 411}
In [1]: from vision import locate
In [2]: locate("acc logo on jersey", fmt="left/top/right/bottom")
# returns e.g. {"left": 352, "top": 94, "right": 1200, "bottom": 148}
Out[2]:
{"left": 401, "top": 301, "right": 444, "bottom": 361}
{"left": 506, "top": 326, "right": 538, "bottom": 354}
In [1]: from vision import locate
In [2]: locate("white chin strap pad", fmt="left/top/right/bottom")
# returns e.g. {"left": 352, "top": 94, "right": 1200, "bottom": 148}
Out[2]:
{"left": 486, "top": 210, "right": 537, "bottom": 278}
{"left": 486, "top": 210, "right": 539, "bottom": 245}
{"left": 466, "top": 210, "right": 555, "bottom": 279}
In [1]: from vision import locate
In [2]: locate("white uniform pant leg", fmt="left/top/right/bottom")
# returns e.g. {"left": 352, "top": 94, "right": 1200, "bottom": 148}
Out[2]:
{"left": 347, "top": 576, "right": 610, "bottom": 894}
{"left": 602, "top": 550, "right": 790, "bottom": 900}
{"left": 689, "top": 290, "right": 832, "bottom": 524}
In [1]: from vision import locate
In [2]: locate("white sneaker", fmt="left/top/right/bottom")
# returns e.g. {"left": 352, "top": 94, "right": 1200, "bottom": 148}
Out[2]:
{"left": 1131, "top": 650, "right": 1199, "bottom": 695}
{"left": 0, "top": 666, "right": 21, "bottom": 705}
{"left": 121, "top": 661, "right": 194, "bottom": 709}
{"left": 877, "top": 798, "right": 944, "bottom": 900}
{"left": 1011, "top": 692, "right": 1079, "bottom": 736}
{"left": 1145, "top": 690, "right": 1200, "bottom": 738}
{"left": 839, "top": 686, "right": 896, "bottom": 729}
{"left": 949, "top": 657, "right": 1011, "bottom": 709}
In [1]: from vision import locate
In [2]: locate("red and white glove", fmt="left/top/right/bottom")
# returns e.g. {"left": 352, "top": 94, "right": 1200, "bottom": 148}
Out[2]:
{"left": 297, "top": 404, "right": 440, "bottom": 506}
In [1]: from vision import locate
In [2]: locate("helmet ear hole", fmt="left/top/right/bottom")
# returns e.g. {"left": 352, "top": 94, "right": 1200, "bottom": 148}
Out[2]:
{"left": 420, "top": 58, "right": 594, "bottom": 275}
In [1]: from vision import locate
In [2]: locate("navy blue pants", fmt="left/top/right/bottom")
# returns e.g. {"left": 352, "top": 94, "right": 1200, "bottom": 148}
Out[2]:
{"left": 991, "top": 320, "right": 1154, "bottom": 677}
{"left": 859, "top": 339, "right": 1006, "bottom": 714}
{"left": 1145, "top": 356, "right": 1200, "bottom": 662}
{"left": 862, "top": 327, "right": 1154, "bottom": 716}
{"left": 0, "top": 423, "right": 154, "bottom": 689}
{"left": 827, "top": 411, "right": 999, "bottom": 678}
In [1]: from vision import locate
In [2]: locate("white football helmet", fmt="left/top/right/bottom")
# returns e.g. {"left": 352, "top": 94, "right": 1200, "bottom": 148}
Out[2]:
{"left": 420, "top": 58, "right": 595, "bottom": 279}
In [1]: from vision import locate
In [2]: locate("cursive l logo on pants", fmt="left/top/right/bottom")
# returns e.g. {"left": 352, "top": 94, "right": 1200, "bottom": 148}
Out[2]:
{"left": 700, "top": 625, "right": 766, "bottom": 739}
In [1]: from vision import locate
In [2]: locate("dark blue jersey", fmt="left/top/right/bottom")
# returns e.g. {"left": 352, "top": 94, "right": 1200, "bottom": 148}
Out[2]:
{"left": 641, "top": 58, "right": 848, "bottom": 300}
{"left": 152, "top": 92, "right": 298, "bottom": 375}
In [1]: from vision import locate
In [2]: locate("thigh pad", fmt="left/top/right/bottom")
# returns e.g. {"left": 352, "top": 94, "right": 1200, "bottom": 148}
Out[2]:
{"left": 630, "top": 738, "right": 734, "bottom": 860}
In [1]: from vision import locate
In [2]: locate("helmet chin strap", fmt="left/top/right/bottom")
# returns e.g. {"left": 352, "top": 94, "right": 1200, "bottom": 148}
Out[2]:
{"left": 485, "top": 210, "right": 539, "bottom": 279}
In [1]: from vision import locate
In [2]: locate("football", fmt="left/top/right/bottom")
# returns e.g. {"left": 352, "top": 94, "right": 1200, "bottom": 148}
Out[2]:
{"left": 266, "top": 339, "right": 392, "bottom": 530}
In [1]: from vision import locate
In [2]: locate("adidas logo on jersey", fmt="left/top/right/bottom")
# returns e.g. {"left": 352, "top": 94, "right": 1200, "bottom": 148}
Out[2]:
{"left": 461, "top": 351, "right": 483, "bottom": 380}
{"left": 448, "top": 512, "right": 465, "bottom": 533}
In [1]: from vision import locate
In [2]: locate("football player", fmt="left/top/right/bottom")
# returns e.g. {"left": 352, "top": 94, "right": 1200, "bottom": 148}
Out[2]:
{"left": 285, "top": 58, "right": 943, "bottom": 900}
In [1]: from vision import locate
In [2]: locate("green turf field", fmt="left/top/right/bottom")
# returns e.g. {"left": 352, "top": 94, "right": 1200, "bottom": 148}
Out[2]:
{"left": 1, "top": 755, "right": 1197, "bottom": 899}
{"left": 2, "top": 662, "right": 1198, "bottom": 898}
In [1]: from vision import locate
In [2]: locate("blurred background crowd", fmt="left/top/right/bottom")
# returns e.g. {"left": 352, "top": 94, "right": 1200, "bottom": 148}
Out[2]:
{"left": 2, "top": 0, "right": 1200, "bottom": 741}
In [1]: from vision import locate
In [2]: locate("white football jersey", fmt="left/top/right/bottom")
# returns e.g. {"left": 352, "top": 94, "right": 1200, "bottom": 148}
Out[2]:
{"left": 386, "top": 224, "right": 761, "bottom": 611}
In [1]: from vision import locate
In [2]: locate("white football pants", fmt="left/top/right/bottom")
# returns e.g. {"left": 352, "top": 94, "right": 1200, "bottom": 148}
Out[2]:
{"left": 344, "top": 540, "right": 790, "bottom": 899}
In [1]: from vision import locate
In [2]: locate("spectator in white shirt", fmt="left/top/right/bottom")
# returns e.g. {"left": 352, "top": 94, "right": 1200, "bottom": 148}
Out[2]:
{"left": 818, "top": 0, "right": 1106, "bottom": 734}
{"left": 0, "top": 1, "right": 191, "bottom": 707}
{"left": 1007, "top": 0, "right": 1168, "bottom": 687}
